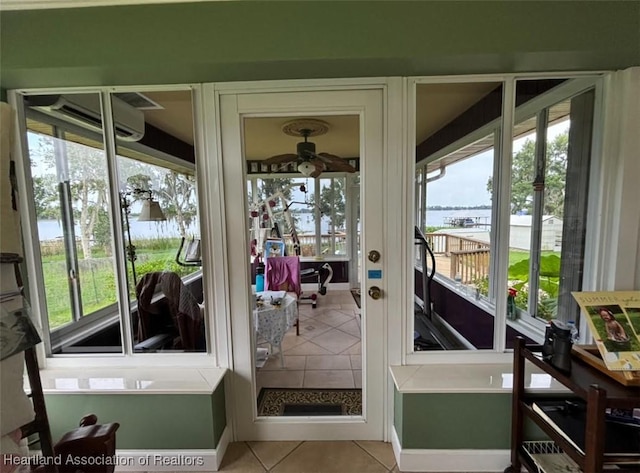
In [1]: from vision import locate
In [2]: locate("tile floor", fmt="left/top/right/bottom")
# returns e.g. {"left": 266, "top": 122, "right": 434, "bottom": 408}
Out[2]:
{"left": 156, "top": 291, "right": 485, "bottom": 473}
{"left": 158, "top": 440, "right": 486, "bottom": 472}
{"left": 256, "top": 290, "right": 362, "bottom": 394}
{"left": 215, "top": 440, "right": 399, "bottom": 472}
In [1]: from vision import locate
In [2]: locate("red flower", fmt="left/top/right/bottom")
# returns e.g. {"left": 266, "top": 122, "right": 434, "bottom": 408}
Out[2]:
{"left": 508, "top": 288, "right": 518, "bottom": 298}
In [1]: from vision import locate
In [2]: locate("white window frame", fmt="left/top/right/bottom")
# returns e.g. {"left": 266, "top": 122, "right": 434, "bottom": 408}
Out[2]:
{"left": 246, "top": 173, "right": 352, "bottom": 261}
{"left": 406, "top": 72, "right": 608, "bottom": 364}
{"left": 9, "top": 84, "right": 219, "bottom": 368}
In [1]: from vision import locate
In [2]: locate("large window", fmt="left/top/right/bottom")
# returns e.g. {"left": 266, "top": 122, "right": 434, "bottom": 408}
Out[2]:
{"left": 18, "top": 89, "right": 207, "bottom": 356}
{"left": 413, "top": 80, "right": 502, "bottom": 351}
{"left": 412, "top": 77, "right": 600, "bottom": 353}
{"left": 26, "top": 103, "right": 118, "bottom": 333}
{"left": 506, "top": 85, "right": 594, "bottom": 333}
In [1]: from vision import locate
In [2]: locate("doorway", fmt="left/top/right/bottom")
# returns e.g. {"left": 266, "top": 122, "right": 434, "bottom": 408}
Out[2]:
{"left": 218, "top": 87, "right": 386, "bottom": 440}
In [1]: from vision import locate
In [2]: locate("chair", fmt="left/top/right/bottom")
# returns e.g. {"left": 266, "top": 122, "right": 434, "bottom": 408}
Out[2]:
{"left": 135, "top": 271, "right": 205, "bottom": 351}
{"left": 265, "top": 256, "right": 301, "bottom": 335}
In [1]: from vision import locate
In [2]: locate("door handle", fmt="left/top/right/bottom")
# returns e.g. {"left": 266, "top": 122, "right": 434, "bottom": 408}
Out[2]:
{"left": 368, "top": 286, "right": 382, "bottom": 300}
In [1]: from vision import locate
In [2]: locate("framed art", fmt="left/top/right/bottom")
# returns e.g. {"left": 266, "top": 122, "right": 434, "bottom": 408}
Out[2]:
{"left": 264, "top": 239, "right": 285, "bottom": 259}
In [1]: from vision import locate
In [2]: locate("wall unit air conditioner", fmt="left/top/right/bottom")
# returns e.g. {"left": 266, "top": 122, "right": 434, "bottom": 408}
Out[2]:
{"left": 26, "top": 94, "right": 145, "bottom": 142}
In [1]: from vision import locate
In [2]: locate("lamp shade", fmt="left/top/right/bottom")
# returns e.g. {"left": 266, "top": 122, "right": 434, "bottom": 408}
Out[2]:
{"left": 297, "top": 161, "right": 316, "bottom": 177}
{"left": 138, "top": 199, "right": 166, "bottom": 221}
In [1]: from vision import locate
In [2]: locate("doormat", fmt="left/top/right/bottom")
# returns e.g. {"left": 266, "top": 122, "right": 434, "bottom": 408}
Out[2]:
{"left": 282, "top": 403, "right": 343, "bottom": 416}
{"left": 257, "top": 388, "right": 362, "bottom": 416}
{"left": 350, "top": 288, "right": 361, "bottom": 308}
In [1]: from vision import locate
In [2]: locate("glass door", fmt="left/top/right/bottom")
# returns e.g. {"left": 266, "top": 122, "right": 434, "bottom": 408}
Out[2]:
{"left": 218, "top": 87, "right": 386, "bottom": 440}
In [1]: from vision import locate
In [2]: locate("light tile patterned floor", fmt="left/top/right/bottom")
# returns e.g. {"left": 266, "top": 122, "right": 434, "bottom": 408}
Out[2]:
{"left": 157, "top": 441, "right": 489, "bottom": 472}
{"left": 256, "top": 290, "right": 362, "bottom": 393}
{"left": 158, "top": 292, "right": 488, "bottom": 473}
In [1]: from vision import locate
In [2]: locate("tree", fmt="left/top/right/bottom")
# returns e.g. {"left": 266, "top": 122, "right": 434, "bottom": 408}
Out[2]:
{"left": 257, "top": 177, "right": 295, "bottom": 202}
{"left": 312, "top": 178, "right": 346, "bottom": 230}
{"left": 486, "top": 131, "right": 568, "bottom": 217}
{"left": 32, "top": 135, "right": 110, "bottom": 259}
{"left": 120, "top": 162, "right": 199, "bottom": 239}
{"left": 32, "top": 175, "right": 59, "bottom": 219}
{"left": 158, "top": 171, "right": 198, "bottom": 237}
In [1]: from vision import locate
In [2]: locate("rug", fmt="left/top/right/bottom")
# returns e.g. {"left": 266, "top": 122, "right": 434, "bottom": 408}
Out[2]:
{"left": 257, "top": 388, "right": 362, "bottom": 416}
{"left": 350, "top": 288, "right": 361, "bottom": 308}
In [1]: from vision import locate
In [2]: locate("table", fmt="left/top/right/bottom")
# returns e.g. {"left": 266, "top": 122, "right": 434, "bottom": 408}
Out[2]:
{"left": 254, "top": 291, "right": 298, "bottom": 367}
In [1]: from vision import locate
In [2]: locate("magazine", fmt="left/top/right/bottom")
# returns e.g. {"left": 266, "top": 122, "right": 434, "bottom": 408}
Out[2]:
{"left": 572, "top": 291, "right": 640, "bottom": 371}
{"left": 1, "top": 301, "right": 41, "bottom": 361}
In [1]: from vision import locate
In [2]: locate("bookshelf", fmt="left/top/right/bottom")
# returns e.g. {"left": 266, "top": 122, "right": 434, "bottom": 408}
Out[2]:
{"left": 505, "top": 337, "right": 640, "bottom": 473}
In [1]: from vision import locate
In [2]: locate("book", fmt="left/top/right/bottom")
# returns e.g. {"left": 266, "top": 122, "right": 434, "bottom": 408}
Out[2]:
{"left": 532, "top": 400, "right": 640, "bottom": 456}
{"left": 572, "top": 291, "right": 640, "bottom": 371}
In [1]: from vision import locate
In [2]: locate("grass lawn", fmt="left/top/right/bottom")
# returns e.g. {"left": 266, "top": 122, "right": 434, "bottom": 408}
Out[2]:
{"left": 43, "top": 238, "right": 197, "bottom": 329}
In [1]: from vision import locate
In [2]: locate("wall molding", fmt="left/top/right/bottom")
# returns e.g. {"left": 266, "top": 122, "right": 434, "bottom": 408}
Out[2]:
{"left": 391, "top": 427, "right": 510, "bottom": 472}
{"left": 114, "top": 426, "right": 230, "bottom": 472}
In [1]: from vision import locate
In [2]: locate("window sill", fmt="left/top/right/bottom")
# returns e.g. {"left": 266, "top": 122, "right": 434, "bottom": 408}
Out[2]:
{"left": 32, "top": 366, "right": 226, "bottom": 395}
{"left": 299, "top": 256, "right": 349, "bottom": 262}
{"left": 390, "top": 362, "right": 569, "bottom": 394}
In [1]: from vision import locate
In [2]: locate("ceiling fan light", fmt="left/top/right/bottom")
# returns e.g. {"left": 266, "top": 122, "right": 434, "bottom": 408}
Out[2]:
{"left": 297, "top": 161, "right": 316, "bottom": 177}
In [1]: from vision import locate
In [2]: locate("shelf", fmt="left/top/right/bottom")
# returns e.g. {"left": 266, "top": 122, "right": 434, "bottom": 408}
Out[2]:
{"left": 506, "top": 337, "right": 640, "bottom": 473}
{"left": 520, "top": 441, "right": 581, "bottom": 473}
{"left": 523, "top": 347, "right": 640, "bottom": 407}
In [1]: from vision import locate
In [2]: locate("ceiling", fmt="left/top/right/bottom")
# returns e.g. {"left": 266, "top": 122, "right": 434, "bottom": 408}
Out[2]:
{"left": 141, "top": 84, "right": 500, "bottom": 163}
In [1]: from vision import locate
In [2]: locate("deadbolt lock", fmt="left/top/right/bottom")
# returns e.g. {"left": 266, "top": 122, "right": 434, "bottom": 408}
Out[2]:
{"left": 368, "top": 250, "right": 381, "bottom": 263}
{"left": 368, "top": 286, "right": 382, "bottom": 300}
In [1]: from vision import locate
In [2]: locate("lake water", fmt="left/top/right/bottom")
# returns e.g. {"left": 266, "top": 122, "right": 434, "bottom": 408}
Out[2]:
{"left": 37, "top": 219, "right": 199, "bottom": 241}
{"left": 37, "top": 208, "right": 492, "bottom": 241}
{"left": 425, "top": 209, "right": 492, "bottom": 228}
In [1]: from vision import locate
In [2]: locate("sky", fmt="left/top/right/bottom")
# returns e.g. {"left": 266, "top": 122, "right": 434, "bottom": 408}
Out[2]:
{"left": 426, "top": 120, "right": 570, "bottom": 207}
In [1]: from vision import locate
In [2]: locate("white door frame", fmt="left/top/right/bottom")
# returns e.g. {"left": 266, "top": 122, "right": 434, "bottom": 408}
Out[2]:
{"left": 209, "top": 78, "right": 403, "bottom": 441}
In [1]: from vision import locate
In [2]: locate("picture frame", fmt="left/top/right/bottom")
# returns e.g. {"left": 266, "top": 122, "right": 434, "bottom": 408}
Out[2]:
{"left": 264, "top": 239, "right": 285, "bottom": 259}
{"left": 572, "top": 291, "right": 640, "bottom": 371}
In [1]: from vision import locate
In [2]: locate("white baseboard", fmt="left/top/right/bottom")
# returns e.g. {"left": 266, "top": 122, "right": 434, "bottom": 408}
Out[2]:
{"left": 391, "top": 427, "right": 509, "bottom": 472}
{"left": 114, "top": 426, "right": 230, "bottom": 472}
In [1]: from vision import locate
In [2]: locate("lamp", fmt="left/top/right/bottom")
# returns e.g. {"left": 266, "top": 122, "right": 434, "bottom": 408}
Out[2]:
{"left": 138, "top": 198, "right": 166, "bottom": 221}
{"left": 120, "top": 187, "right": 166, "bottom": 288}
{"left": 297, "top": 161, "right": 316, "bottom": 177}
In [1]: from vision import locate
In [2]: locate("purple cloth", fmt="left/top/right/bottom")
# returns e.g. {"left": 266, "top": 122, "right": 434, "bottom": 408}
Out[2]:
{"left": 265, "top": 256, "right": 301, "bottom": 296}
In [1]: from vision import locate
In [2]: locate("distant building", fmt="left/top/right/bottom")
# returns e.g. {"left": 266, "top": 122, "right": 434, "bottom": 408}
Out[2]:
{"left": 509, "top": 215, "right": 562, "bottom": 251}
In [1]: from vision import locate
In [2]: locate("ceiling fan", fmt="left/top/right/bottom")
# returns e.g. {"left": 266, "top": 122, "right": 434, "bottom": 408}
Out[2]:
{"left": 261, "top": 119, "right": 357, "bottom": 178}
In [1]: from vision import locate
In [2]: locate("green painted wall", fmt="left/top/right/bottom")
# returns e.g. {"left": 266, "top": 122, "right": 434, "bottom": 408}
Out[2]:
{"left": 397, "top": 392, "right": 512, "bottom": 449}
{"left": 1, "top": 1, "right": 639, "bottom": 90}
{"left": 394, "top": 387, "right": 403, "bottom": 446}
{"left": 210, "top": 379, "right": 227, "bottom": 447}
{"left": 394, "top": 389, "right": 548, "bottom": 450}
{"left": 45, "top": 380, "right": 226, "bottom": 450}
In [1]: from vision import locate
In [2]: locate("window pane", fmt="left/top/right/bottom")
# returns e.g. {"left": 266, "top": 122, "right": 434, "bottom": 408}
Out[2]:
{"left": 414, "top": 81, "right": 501, "bottom": 351}
{"left": 23, "top": 93, "right": 123, "bottom": 354}
{"left": 319, "top": 177, "right": 347, "bottom": 257}
{"left": 507, "top": 81, "right": 593, "bottom": 330}
{"left": 112, "top": 90, "right": 207, "bottom": 353}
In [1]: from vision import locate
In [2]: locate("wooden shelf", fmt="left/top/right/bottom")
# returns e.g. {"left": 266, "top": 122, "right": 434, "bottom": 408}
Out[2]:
{"left": 505, "top": 337, "right": 640, "bottom": 473}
